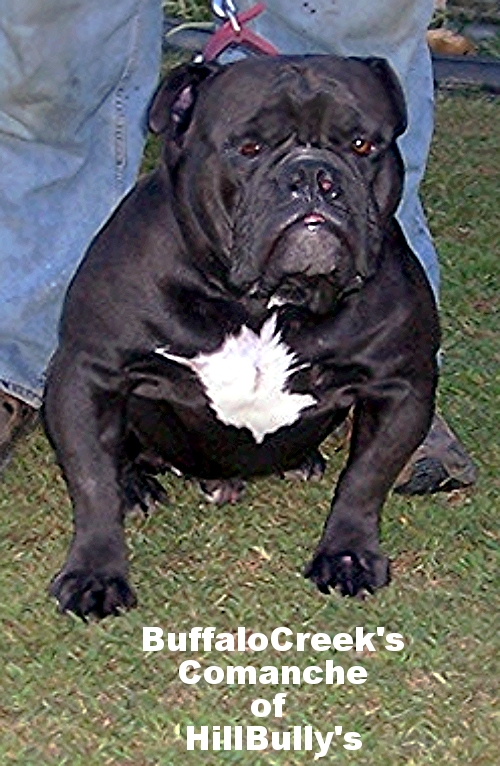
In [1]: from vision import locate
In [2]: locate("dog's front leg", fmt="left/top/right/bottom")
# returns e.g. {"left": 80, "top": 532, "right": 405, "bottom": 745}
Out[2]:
{"left": 44, "top": 355, "right": 136, "bottom": 618}
{"left": 305, "top": 391, "right": 433, "bottom": 597}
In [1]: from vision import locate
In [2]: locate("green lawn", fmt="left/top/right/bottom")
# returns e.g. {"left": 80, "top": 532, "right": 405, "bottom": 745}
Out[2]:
{"left": 0, "top": 51, "right": 498, "bottom": 766}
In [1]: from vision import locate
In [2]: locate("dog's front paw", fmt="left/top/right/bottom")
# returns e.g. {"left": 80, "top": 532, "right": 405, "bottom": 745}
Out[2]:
{"left": 49, "top": 568, "right": 137, "bottom": 619}
{"left": 304, "top": 549, "right": 390, "bottom": 597}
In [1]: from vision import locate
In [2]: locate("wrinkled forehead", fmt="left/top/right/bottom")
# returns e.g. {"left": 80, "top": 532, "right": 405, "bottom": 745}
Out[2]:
{"left": 195, "top": 56, "right": 394, "bottom": 141}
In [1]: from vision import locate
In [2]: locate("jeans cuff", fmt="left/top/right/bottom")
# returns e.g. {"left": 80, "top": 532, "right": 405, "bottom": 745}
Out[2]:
{"left": 0, "top": 379, "right": 42, "bottom": 409}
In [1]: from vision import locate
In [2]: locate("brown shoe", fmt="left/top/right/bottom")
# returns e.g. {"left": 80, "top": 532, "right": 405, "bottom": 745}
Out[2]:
{"left": 0, "top": 391, "right": 38, "bottom": 471}
{"left": 394, "top": 414, "right": 478, "bottom": 495}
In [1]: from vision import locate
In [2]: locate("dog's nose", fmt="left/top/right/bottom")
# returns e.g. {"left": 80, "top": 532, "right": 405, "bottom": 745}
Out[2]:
{"left": 279, "top": 159, "right": 341, "bottom": 202}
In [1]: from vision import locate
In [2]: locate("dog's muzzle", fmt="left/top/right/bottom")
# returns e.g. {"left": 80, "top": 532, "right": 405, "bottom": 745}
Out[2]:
{"left": 228, "top": 146, "right": 371, "bottom": 298}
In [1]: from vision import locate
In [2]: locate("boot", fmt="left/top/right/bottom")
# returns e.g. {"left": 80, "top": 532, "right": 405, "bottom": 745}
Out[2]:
{"left": 394, "top": 414, "right": 478, "bottom": 495}
{"left": 0, "top": 391, "right": 38, "bottom": 472}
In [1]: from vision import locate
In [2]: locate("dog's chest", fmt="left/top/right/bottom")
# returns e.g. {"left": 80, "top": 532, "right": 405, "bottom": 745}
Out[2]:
{"left": 155, "top": 316, "right": 316, "bottom": 443}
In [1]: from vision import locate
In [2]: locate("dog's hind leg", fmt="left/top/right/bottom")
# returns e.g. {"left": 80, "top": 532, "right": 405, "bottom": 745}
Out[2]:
{"left": 120, "top": 463, "right": 169, "bottom": 514}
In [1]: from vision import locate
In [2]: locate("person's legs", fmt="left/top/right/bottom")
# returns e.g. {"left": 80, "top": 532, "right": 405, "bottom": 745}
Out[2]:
{"left": 0, "top": 0, "right": 161, "bottom": 461}
{"left": 0, "top": 0, "right": 162, "bottom": 406}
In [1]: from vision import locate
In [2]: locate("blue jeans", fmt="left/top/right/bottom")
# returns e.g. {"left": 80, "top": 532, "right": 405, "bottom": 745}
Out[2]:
{"left": 236, "top": 0, "right": 440, "bottom": 298}
{"left": 0, "top": 0, "right": 162, "bottom": 407}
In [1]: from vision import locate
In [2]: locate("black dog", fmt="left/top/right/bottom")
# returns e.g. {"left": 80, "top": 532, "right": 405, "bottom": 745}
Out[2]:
{"left": 44, "top": 56, "right": 439, "bottom": 617}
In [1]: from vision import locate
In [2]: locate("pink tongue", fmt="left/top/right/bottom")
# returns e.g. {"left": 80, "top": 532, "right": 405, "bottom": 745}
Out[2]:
{"left": 303, "top": 213, "right": 325, "bottom": 225}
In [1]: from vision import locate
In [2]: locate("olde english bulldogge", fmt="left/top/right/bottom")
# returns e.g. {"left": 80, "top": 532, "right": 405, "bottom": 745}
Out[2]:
{"left": 44, "top": 55, "right": 440, "bottom": 617}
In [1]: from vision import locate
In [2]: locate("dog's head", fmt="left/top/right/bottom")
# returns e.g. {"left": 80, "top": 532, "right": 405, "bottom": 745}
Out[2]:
{"left": 149, "top": 55, "right": 406, "bottom": 313}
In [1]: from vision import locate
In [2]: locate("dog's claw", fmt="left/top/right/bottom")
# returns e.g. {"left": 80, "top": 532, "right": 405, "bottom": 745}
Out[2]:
{"left": 50, "top": 570, "right": 137, "bottom": 619}
{"left": 304, "top": 550, "right": 389, "bottom": 597}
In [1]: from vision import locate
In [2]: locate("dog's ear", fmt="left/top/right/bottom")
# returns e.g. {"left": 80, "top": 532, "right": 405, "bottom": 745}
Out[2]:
{"left": 363, "top": 57, "right": 408, "bottom": 138}
{"left": 147, "top": 61, "right": 221, "bottom": 138}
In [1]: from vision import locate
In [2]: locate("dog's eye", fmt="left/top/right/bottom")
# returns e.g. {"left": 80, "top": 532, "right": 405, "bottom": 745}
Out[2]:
{"left": 351, "top": 138, "right": 375, "bottom": 157}
{"left": 239, "top": 140, "right": 262, "bottom": 158}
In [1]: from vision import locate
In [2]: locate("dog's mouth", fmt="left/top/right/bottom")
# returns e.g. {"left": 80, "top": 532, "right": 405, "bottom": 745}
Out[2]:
{"left": 302, "top": 212, "right": 327, "bottom": 230}
{"left": 289, "top": 209, "right": 340, "bottom": 232}
{"left": 264, "top": 208, "right": 355, "bottom": 271}
{"left": 275, "top": 206, "right": 349, "bottom": 246}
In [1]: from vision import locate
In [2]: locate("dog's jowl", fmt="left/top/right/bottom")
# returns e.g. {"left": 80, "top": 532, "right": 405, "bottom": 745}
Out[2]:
{"left": 44, "top": 56, "right": 439, "bottom": 617}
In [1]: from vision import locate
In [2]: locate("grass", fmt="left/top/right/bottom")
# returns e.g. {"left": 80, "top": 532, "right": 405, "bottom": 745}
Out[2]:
{"left": 163, "top": 0, "right": 211, "bottom": 22}
{"left": 1, "top": 37, "right": 499, "bottom": 766}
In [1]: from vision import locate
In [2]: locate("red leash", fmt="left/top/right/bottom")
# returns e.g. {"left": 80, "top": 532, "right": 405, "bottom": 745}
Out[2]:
{"left": 203, "top": 3, "right": 279, "bottom": 62}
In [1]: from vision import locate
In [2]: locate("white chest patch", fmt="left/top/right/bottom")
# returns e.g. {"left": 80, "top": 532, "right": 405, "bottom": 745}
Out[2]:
{"left": 155, "top": 315, "right": 316, "bottom": 443}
